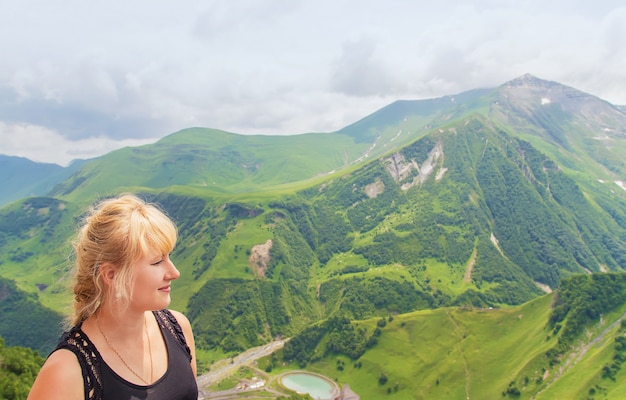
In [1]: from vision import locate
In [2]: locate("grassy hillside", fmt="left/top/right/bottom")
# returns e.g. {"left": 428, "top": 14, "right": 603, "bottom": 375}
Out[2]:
{"left": 0, "top": 197, "right": 80, "bottom": 312}
{"left": 262, "top": 273, "right": 626, "bottom": 399}
{"left": 48, "top": 128, "right": 373, "bottom": 202}
{"left": 308, "top": 295, "right": 556, "bottom": 399}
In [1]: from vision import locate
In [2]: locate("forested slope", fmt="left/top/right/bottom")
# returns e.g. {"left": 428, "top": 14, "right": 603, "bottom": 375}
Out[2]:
{"left": 0, "top": 336, "right": 44, "bottom": 400}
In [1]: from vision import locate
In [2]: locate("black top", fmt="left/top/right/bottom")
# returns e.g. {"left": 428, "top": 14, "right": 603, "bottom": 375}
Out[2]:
{"left": 52, "top": 309, "right": 198, "bottom": 400}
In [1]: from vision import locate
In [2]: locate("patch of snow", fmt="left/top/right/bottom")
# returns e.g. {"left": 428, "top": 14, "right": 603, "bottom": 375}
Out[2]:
{"left": 615, "top": 181, "right": 626, "bottom": 191}
{"left": 541, "top": 97, "right": 551, "bottom": 105}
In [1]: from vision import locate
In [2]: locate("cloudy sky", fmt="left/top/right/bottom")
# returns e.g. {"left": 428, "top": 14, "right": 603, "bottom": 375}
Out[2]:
{"left": 1, "top": 0, "right": 625, "bottom": 166}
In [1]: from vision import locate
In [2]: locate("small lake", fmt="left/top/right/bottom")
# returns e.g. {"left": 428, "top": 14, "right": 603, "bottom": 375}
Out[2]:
{"left": 280, "top": 372, "right": 338, "bottom": 400}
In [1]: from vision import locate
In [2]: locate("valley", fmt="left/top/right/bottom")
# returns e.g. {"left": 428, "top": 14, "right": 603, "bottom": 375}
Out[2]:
{"left": 195, "top": 288, "right": 626, "bottom": 399}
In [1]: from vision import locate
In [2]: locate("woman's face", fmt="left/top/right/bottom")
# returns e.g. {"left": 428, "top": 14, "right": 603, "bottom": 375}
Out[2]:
{"left": 129, "top": 250, "right": 181, "bottom": 312}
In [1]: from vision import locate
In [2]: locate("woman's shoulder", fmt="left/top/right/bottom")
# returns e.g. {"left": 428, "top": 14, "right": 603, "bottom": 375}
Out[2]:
{"left": 28, "top": 349, "right": 84, "bottom": 400}
{"left": 43, "top": 347, "right": 84, "bottom": 373}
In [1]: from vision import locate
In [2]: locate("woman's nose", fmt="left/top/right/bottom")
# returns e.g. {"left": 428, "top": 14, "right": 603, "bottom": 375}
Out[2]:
{"left": 167, "top": 259, "right": 181, "bottom": 280}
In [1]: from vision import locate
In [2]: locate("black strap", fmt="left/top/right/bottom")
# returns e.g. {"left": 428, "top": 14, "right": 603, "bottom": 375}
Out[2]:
{"left": 154, "top": 309, "right": 193, "bottom": 362}
{"left": 54, "top": 328, "right": 102, "bottom": 400}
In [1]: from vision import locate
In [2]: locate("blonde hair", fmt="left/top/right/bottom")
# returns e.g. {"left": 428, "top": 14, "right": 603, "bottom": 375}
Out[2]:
{"left": 71, "top": 194, "right": 177, "bottom": 326}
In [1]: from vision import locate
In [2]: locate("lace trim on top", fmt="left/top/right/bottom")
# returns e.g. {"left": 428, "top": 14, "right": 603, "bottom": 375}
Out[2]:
{"left": 57, "top": 328, "right": 103, "bottom": 400}
{"left": 154, "top": 309, "right": 192, "bottom": 361}
{"left": 52, "top": 309, "right": 190, "bottom": 400}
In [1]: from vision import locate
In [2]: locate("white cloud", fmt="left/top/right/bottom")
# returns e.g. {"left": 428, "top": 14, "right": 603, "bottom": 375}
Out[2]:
{"left": 0, "top": 122, "right": 157, "bottom": 166}
{"left": 1, "top": 1, "right": 626, "bottom": 165}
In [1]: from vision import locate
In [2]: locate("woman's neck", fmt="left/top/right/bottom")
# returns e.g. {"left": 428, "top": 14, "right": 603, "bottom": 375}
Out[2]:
{"left": 92, "top": 306, "right": 149, "bottom": 341}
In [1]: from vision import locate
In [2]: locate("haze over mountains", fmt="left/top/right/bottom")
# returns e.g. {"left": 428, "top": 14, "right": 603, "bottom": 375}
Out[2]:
{"left": 2, "top": 74, "right": 626, "bottom": 398}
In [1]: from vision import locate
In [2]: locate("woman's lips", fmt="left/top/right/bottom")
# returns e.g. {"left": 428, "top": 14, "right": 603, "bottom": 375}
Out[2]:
{"left": 158, "top": 285, "right": 171, "bottom": 292}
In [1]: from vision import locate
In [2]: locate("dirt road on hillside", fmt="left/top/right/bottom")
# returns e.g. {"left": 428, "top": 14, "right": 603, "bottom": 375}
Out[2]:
{"left": 196, "top": 339, "right": 287, "bottom": 399}
{"left": 532, "top": 310, "right": 626, "bottom": 399}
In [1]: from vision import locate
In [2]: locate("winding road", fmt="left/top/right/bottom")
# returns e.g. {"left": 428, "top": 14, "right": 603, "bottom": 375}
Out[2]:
{"left": 196, "top": 339, "right": 288, "bottom": 399}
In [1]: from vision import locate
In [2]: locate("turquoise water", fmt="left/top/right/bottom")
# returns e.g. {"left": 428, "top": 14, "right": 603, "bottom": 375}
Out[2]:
{"left": 281, "top": 373, "right": 336, "bottom": 400}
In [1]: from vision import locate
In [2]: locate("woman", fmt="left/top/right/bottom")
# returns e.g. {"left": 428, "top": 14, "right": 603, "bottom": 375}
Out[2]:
{"left": 28, "top": 194, "right": 198, "bottom": 400}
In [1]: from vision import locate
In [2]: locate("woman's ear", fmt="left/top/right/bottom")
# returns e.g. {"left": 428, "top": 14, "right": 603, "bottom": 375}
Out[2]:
{"left": 99, "top": 262, "right": 117, "bottom": 286}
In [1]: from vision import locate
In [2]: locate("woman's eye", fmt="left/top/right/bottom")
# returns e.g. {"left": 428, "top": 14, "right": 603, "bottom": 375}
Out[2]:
{"left": 151, "top": 259, "right": 163, "bottom": 266}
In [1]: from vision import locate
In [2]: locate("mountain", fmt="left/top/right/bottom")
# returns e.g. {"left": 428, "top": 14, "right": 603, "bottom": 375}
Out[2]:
{"left": 338, "top": 87, "right": 492, "bottom": 143}
{"left": 488, "top": 74, "right": 626, "bottom": 178}
{"left": 0, "top": 155, "right": 86, "bottom": 207}
{"left": 8, "top": 74, "right": 625, "bottom": 200}
{"left": 46, "top": 91, "right": 493, "bottom": 202}
{"left": 2, "top": 74, "right": 626, "bottom": 397}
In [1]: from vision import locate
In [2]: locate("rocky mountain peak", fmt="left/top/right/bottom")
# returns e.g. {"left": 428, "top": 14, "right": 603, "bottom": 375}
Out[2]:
{"left": 499, "top": 73, "right": 583, "bottom": 99}
{"left": 495, "top": 74, "right": 626, "bottom": 126}
{"left": 502, "top": 73, "right": 556, "bottom": 89}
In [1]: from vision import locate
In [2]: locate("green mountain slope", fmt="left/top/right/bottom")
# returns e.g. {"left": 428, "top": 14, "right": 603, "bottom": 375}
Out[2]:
{"left": 338, "top": 88, "right": 491, "bottom": 143}
{"left": 0, "top": 197, "right": 79, "bottom": 311}
{"left": 0, "top": 155, "right": 85, "bottom": 207}
{"left": 48, "top": 128, "right": 372, "bottom": 201}
{"left": 268, "top": 273, "right": 626, "bottom": 399}
{"left": 0, "top": 277, "right": 63, "bottom": 355}
{"left": 296, "top": 295, "right": 558, "bottom": 399}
